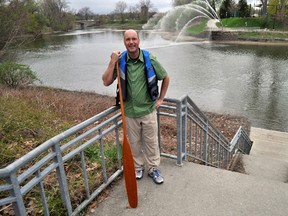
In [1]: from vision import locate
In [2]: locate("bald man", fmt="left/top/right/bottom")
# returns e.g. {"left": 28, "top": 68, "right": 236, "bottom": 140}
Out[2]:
{"left": 102, "top": 29, "right": 170, "bottom": 184}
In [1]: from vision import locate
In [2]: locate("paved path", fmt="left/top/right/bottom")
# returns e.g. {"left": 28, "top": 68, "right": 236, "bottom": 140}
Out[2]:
{"left": 88, "top": 127, "right": 288, "bottom": 216}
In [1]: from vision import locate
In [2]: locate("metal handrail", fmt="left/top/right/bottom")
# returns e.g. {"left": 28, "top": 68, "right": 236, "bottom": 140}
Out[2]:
{"left": 158, "top": 95, "right": 253, "bottom": 167}
{"left": 0, "top": 95, "right": 252, "bottom": 215}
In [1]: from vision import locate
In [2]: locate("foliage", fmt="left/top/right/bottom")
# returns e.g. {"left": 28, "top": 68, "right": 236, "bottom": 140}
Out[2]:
{"left": 114, "top": 1, "right": 128, "bottom": 22}
{"left": 77, "top": 7, "right": 95, "bottom": 20}
{"left": 172, "top": 0, "right": 194, "bottom": 7}
{"left": 0, "top": 0, "right": 75, "bottom": 58}
{"left": 0, "top": 62, "right": 40, "bottom": 87}
{"left": 221, "top": 17, "right": 285, "bottom": 29}
{"left": 238, "top": 0, "right": 250, "bottom": 18}
{"left": 219, "top": 0, "right": 232, "bottom": 18}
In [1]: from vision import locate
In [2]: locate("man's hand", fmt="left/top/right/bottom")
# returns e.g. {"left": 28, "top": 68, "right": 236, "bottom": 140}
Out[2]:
{"left": 102, "top": 50, "right": 121, "bottom": 86}
{"left": 111, "top": 50, "right": 121, "bottom": 63}
{"left": 156, "top": 98, "right": 163, "bottom": 109}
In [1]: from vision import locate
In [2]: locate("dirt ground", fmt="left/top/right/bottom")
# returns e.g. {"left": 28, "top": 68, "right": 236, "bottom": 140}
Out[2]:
{"left": 1, "top": 86, "right": 251, "bottom": 140}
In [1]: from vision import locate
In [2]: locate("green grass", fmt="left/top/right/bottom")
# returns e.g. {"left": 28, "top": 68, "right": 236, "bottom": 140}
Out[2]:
{"left": 186, "top": 19, "right": 208, "bottom": 35}
{"left": 220, "top": 17, "right": 285, "bottom": 30}
{"left": 238, "top": 31, "right": 288, "bottom": 39}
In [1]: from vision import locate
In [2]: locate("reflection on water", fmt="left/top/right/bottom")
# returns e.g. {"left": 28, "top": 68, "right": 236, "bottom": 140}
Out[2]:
{"left": 18, "top": 29, "right": 288, "bottom": 132}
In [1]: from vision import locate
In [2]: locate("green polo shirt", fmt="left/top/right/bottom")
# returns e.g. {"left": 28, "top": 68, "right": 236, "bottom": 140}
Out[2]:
{"left": 115, "top": 49, "right": 167, "bottom": 118}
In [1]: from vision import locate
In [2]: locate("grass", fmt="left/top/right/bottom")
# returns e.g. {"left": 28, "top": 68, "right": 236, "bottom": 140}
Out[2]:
{"left": 220, "top": 17, "right": 285, "bottom": 30}
{"left": 0, "top": 85, "right": 117, "bottom": 215}
{"left": 186, "top": 19, "right": 208, "bottom": 35}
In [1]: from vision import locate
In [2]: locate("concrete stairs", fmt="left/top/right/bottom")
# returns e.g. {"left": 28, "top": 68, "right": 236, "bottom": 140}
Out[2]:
{"left": 88, "top": 127, "right": 288, "bottom": 216}
{"left": 243, "top": 127, "right": 288, "bottom": 183}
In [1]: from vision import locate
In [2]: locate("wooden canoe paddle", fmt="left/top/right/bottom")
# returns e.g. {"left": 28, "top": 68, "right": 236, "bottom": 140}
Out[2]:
{"left": 116, "top": 62, "right": 138, "bottom": 208}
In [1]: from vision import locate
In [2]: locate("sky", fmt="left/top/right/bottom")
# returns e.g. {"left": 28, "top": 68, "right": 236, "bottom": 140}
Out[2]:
{"left": 68, "top": 0, "right": 173, "bottom": 15}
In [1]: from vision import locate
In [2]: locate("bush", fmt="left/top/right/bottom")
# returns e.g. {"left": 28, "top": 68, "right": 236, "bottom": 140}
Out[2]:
{"left": 0, "top": 62, "right": 40, "bottom": 87}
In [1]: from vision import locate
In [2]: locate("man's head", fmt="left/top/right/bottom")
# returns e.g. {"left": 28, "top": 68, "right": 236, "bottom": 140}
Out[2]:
{"left": 123, "top": 29, "right": 140, "bottom": 58}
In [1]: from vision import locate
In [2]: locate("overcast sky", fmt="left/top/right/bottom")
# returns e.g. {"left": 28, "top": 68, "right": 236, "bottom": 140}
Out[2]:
{"left": 68, "top": 0, "right": 173, "bottom": 14}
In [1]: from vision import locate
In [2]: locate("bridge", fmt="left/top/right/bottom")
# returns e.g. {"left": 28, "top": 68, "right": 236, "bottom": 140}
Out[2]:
{"left": 74, "top": 20, "right": 96, "bottom": 29}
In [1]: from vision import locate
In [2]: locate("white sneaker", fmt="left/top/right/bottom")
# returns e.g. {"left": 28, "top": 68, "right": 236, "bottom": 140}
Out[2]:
{"left": 135, "top": 169, "right": 144, "bottom": 180}
{"left": 148, "top": 168, "right": 164, "bottom": 184}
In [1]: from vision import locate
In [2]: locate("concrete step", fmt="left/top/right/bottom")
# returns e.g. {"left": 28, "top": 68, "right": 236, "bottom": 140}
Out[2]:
{"left": 87, "top": 127, "right": 288, "bottom": 216}
{"left": 88, "top": 157, "right": 288, "bottom": 216}
{"left": 243, "top": 127, "right": 288, "bottom": 182}
{"left": 243, "top": 154, "right": 288, "bottom": 182}
{"left": 249, "top": 127, "right": 288, "bottom": 161}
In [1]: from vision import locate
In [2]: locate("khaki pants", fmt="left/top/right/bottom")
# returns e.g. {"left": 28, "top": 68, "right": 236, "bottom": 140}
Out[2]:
{"left": 125, "top": 110, "right": 160, "bottom": 171}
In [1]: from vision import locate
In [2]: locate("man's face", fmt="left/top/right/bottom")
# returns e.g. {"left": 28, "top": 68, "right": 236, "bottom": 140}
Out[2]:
{"left": 124, "top": 30, "right": 140, "bottom": 55}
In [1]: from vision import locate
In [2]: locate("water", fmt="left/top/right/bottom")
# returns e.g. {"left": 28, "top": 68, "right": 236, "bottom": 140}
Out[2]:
{"left": 18, "top": 29, "right": 288, "bottom": 132}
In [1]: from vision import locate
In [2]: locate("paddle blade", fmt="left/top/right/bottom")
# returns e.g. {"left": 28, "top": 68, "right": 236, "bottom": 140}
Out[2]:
{"left": 122, "top": 134, "right": 138, "bottom": 208}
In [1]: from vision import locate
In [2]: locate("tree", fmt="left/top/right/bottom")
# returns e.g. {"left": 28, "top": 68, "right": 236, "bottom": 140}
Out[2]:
{"left": 278, "top": 0, "right": 288, "bottom": 21}
{"left": 39, "top": 0, "right": 73, "bottom": 31}
{"left": 0, "top": 62, "right": 40, "bottom": 87}
{"left": 260, "top": 0, "right": 268, "bottom": 15}
{"left": 78, "top": 7, "right": 94, "bottom": 20}
{"left": 238, "top": 0, "right": 250, "bottom": 17}
{"left": 128, "top": 5, "right": 139, "bottom": 20}
{"left": 0, "top": 0, "right": 44, "bottom": 59}
{"left": 114, "top": 1, "right": 128, "bottom": 22}
{"left": 268, "top": 0, "right": 288, "bottom": 21}
{"left": 172, "top": 0, "right": 193, "bottom": 7}
{"left": 219, "top": 0, "right": 232, "bottom": 18}
{"left": 137, "top": 0, "right": 154, "bottom": 22}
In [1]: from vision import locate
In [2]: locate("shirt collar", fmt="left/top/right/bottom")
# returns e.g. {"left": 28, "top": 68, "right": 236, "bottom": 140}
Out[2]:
{"left": 126, "top": 49, "right": 144, "bottom": 63}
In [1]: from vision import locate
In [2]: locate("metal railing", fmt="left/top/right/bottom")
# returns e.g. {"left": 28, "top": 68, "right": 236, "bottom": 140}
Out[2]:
{"left": 158, "top": 95, "right": 253, "bottom": 167}
{"left": 0, "top": 95, "right": 252, "bottom": 215}
{"left": 0, "top": 106, "right": 123, "bottom": 215}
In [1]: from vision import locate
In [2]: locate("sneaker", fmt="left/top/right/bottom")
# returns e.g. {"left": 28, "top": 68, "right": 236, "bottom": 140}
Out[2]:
{"left": 135, "top": 168, "right": 144, "bottom": 180}
{"left": 148, "top": 168, "right": 164, "bottom": 184}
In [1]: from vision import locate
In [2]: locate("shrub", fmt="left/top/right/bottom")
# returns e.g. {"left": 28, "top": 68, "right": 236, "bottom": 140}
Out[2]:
{"left": 0, "top": 62, "right": 40, "bottom": 87}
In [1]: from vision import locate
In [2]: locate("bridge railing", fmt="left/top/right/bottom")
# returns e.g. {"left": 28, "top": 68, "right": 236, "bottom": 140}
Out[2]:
{"left": 0, "top": 95, "right": 253, "bottom": 215}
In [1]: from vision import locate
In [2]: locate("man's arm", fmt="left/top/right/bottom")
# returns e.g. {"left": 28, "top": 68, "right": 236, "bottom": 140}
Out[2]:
{"left": 156, "top": 74, "right": 170, "bottom": 108}
{"left": 102, "top": 51, "right": 120, "bottom": 86}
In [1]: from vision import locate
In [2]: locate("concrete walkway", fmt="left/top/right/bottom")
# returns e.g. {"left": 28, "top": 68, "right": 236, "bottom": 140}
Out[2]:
{"left": 88, "top": 127, "right": 288, "bottom": 216}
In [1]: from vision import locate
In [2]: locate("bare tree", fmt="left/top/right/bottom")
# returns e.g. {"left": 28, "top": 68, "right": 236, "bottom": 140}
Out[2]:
{"left": 128, "top": 5, "right": 139, "bottom": 20}
{"left": 114, "top": 1, "right": 128, "bottom": 22}
{"left": 137, "top": 0, "right": 154, "bottom": 22}
{"left": 279, "top": 0, "right": 287, "bottom": 21}
{"left": 78, "top": 7, "right": 94, "bottom": 20}
{"left": 40, "top": 0, "right": 71, "bottom": 30}
{"left": 0, "top": 0, "right": 40, "bottom": 59}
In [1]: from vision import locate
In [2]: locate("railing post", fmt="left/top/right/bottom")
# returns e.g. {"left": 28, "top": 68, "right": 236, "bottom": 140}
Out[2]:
{"left": 176, "top": 96, "right": 187, "bottom": 166}
{"left": 52, "top": 143, "right": 73, "bottom": 215}
{"left": 203, "top": 120, "right": 209, "bottom": 165}
{"left": 176, "top": 99, "right": 183, "bottom": 166}
{"left": 181, "top": 97, "right": 187, "bottom": 161}
{"left": 8, "top": 173, "right": 26, "bottom": 216}
{"left": 157, "top": 108, "right": 162, "bottom": 155}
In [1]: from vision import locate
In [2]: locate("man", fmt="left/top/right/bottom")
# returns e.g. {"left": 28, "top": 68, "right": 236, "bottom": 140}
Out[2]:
{"left": 102, "top": 29, "right": 170, "bottom": 184}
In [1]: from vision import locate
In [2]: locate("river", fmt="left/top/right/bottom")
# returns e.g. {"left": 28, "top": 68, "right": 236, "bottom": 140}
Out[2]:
{"left": 18, "top": 29, "right": 288, "bottom": 132}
